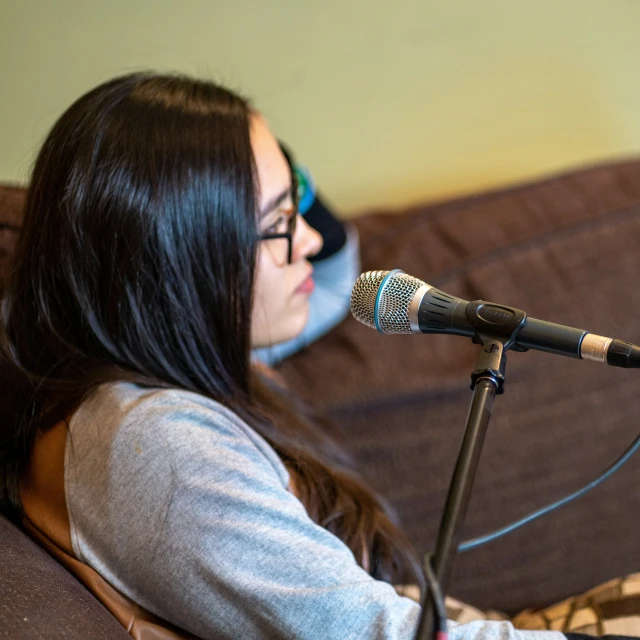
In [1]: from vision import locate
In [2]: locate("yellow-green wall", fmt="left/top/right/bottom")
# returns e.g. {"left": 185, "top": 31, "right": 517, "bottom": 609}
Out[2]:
{"left": 2, "top": 1, "right": 640, "bottom": 215}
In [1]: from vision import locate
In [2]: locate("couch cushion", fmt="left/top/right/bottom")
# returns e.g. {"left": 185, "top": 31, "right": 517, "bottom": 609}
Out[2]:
{"left": 0, "top": 512, "right": 131, "bottom": 640}
{"left": 276, "top": 158, "right": 640, "bottom": 614}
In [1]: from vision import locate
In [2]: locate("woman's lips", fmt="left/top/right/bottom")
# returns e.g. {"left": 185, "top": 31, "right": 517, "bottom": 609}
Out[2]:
{"left": 295, "top": 273, "right": 315, "bottom": 295}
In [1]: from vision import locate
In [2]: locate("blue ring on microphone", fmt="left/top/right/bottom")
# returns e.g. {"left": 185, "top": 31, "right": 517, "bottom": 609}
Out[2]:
{"left": 374, "top": 269, "right": 403, "bottom": 333}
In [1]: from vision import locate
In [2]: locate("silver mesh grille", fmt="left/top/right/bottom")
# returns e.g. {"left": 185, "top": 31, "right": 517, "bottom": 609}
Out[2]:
{"left": 350, "top": 270, "right": 426, "bottom": 334}
{"left": 350, "top": 270, "right": 388, "bottom": 329}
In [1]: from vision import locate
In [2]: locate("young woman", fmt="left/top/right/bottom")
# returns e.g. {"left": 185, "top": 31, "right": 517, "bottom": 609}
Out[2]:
{"left": 0, "top": 72, "right": 575, "bottom": 640}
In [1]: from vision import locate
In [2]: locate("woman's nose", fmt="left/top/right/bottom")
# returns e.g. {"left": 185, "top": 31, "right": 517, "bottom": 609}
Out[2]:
{"left": 292, "top": 215, "right": 323, "bottom": 262}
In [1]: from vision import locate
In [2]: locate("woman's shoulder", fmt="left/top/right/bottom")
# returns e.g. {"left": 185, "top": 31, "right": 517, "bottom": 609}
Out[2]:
{"left": 67, "top": 381, "right": 288, "bottom": 484}
{"left": 79, "top": 380, "right": 240, "bottom": 419}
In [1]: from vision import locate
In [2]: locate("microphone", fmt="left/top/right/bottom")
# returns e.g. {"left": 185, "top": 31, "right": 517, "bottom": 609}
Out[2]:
{"left": 350, "top": 269, "right": 640, "bottom": 368}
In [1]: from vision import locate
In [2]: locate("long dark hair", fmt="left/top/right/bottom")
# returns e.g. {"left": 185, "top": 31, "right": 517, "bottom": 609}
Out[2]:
{"left": 0, "top": 72, "right": 422, "bottom": 586}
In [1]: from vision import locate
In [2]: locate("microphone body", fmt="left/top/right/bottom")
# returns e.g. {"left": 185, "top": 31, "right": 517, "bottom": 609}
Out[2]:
{"left": 350, "top": 270, "right": 640, "bottom": 368}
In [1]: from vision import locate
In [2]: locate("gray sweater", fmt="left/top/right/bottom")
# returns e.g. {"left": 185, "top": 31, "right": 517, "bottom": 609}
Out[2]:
{"left": 65, "top": 382, "right": 563, "bottom": 640}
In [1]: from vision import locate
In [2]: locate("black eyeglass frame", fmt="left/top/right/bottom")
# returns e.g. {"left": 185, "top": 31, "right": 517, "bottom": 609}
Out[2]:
{"left": 258, "top": 173, "right": 300, "bottom": 264}
{"left": 259, "top": 208, "right": 299, "bottom": 264}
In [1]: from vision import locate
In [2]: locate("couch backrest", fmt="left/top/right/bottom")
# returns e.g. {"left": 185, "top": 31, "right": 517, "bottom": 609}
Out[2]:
{"left": 277, "top": 158, "right": 640, "bottom": 614}
{"left": 0, "top": 183, "right": 25, "bottom": 296}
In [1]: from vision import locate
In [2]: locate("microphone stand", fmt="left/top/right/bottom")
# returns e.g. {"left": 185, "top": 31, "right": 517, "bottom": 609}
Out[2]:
{"left": 415, "top": 305, "right": 528, "bottom": 640}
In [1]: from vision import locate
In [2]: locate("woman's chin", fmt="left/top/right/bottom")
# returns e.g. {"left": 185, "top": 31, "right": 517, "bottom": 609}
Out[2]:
{"left": 252, "top": 310, "right": 310, "bottom": 349}
{"left": 277, "top": 316, "right": 308, "bottom": 346}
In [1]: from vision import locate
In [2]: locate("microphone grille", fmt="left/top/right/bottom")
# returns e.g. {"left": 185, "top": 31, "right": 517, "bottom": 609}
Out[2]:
{"left": 350, "top": 270, "right": 426, "bottom": 334}
{"left": 350, "top": 270, "right": 389, "bottom": 329}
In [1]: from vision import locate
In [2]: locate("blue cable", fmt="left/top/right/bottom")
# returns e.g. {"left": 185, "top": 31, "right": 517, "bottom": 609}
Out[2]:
{"left": 458, "top": 432, "right": 640, "bottom": 552}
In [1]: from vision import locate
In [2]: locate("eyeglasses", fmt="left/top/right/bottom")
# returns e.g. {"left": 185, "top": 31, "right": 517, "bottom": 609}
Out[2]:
{"left": 259, "top": 207, "right": 298, "bottom": 264}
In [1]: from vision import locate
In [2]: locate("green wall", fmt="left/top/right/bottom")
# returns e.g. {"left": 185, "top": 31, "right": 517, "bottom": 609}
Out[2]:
{"left": 2, "top": 0, "right": 640, "bottom": 215}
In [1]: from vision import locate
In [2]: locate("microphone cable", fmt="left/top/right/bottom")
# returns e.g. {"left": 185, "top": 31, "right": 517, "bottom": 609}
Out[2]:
{"left": 459, "top": 431, "right": 640, "bottom": 552}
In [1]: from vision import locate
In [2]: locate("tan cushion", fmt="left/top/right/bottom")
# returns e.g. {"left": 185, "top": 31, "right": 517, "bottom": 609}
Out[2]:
{"left": 400, "top": 574, "right": 640, "bottom": 636}
{"left": 513, "top": 573, "right": 640, "bottom": 636}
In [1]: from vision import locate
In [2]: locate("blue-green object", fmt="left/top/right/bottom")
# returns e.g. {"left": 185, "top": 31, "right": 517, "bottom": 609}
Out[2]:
{"left": 293, "top": 164, "right": 316, "bottom": 215}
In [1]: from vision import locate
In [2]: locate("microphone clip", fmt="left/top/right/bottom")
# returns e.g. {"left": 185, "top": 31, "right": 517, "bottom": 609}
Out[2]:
{"left": 466, "top": 302, "right": 528, "bottom": 393}
{"left": 471, "top": 341, "right": 507, "bottom": 393}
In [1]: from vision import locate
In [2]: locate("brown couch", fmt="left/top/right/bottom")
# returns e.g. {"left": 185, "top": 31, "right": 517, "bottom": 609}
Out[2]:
{"left": 0, "top": 184, "right": 24, "bottom": 294}
{"left": 2, "top": 159, "right": 640, "bottom": 637}
{"left": 0, "top": 512, "right": 131, "bottom": 639}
